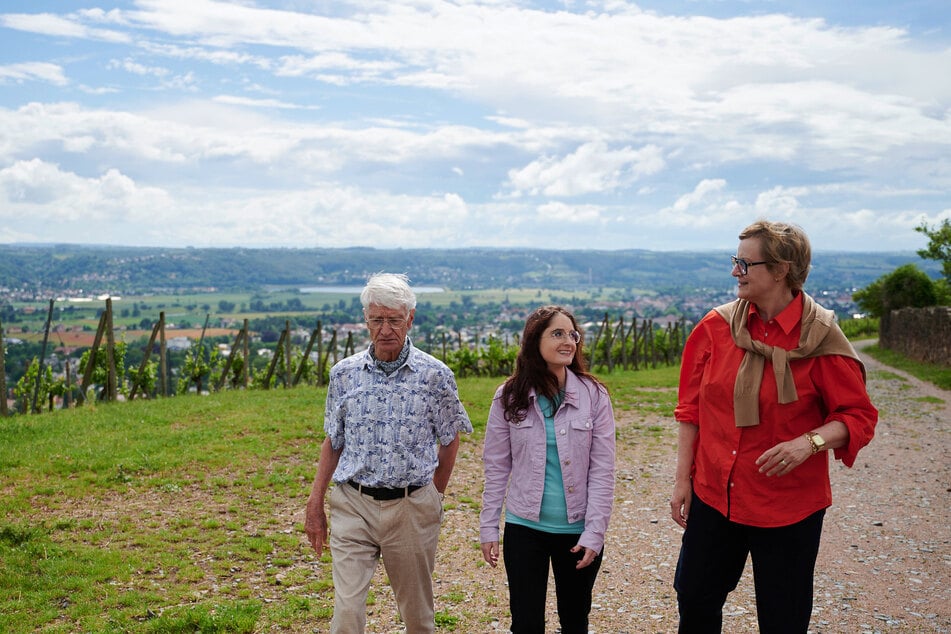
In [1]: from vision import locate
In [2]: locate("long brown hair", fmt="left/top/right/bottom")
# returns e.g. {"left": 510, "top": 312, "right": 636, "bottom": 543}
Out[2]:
{"left": 500, "top": 305, "right": 606, "bottom": 423}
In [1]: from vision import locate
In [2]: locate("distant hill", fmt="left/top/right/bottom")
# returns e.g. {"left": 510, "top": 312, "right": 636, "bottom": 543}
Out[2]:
{"left": 0, "top": 243, "right": 939, "bottom": 295}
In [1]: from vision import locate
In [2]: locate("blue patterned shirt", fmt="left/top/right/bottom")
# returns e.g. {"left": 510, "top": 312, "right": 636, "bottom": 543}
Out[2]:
{"left": 325, "top": 343, "right": 473, "bottom": 488}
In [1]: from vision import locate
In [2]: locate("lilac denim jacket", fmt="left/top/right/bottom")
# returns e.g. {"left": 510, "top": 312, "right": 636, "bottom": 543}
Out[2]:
{"left": 480, "top": 369, "right": 616, "bottom": 554}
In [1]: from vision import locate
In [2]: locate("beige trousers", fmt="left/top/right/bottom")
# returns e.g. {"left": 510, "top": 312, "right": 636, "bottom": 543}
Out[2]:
{"left": 328, "top": 482, "right": 444, "bottom": 633}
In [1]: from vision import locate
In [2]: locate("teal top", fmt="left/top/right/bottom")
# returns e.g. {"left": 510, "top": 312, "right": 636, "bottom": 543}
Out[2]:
{"left": 506, "top": 391, "right": 585, "bottom": 534}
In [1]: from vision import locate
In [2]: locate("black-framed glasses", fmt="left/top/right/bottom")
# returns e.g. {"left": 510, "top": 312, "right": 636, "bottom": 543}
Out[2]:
{"left": 547, "top": 328, "right": 582, "bottom": 344}
{"left": 366, "top": 316, "right": 407, "bottom": 330}
{"left": 731, "top": 255, "right": 770, "bottom": 276}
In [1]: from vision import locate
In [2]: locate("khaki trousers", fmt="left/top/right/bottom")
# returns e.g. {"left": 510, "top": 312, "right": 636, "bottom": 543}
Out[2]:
{"left": 328, "top": 482, "right": 444, "bottom": 633}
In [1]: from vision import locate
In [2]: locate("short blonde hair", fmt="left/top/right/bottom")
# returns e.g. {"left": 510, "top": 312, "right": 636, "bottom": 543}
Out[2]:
{"left": 739, "top": 220, "right": 811, "bottom": 291}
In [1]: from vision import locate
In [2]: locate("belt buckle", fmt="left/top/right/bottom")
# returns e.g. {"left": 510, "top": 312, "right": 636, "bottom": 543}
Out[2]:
{"left": 349, "top": 480, "right": 419, "bottom": 500}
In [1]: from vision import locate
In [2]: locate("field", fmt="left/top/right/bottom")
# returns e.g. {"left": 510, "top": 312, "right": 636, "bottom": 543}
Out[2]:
{"left": 30, "top": 328, "right": 241, "bottom": 349}
{"left": 8, "top": 286, "right": 655, "bottom": 332}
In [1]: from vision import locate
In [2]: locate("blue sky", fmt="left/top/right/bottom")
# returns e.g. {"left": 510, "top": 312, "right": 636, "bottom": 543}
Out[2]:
{"left": 1, "top": 0, "right": 949, "bottom": 252}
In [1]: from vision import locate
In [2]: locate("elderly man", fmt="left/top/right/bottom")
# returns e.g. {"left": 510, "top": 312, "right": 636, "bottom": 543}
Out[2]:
{"left": 304, "top": 272, "right": 472, "bottom": 633}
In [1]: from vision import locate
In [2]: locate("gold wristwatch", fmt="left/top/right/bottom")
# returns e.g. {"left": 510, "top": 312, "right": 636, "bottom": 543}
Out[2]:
{"left": 804, "top": 431, "right": 826, "bottom": 454}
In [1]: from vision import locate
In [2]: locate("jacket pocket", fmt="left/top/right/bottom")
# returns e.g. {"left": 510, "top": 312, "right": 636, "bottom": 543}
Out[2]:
{"left": 567, "top": 416, "right": 594, "bottom": 454}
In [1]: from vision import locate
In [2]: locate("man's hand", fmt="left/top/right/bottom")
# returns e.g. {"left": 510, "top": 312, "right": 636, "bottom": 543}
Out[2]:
{"left": 304, "top": 437, "right": 341, "bottom": 554}
{"left": 304, "top": 497, "right": 328, "bottom": 553}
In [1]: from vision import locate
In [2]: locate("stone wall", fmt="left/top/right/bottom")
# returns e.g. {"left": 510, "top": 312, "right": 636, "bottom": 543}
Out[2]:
{"left": 880, "top": 306, "right": 951, "bottom": 366}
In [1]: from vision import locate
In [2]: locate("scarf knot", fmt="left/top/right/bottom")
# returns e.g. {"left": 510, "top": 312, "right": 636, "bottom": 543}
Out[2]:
{"left": 714, "top": 293, "right": 865, "bottom": 427}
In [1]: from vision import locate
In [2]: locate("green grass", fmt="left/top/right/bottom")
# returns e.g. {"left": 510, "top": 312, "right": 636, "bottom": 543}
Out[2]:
{"left": 862, "top": 344, "right": 951, "bottom": 390}
{"left": 0, "top": 365, "right": 676, "bottom": 632}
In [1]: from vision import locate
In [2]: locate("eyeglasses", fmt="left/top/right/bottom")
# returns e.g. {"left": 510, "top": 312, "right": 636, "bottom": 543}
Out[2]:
{"left": 366, "top": 316, "right": 407, "bottom": 330}
{"left": 547, "top": 328, "right": 582, "bottom": 344}
{"left": 731, "top": 255, "right": 771, "bottom": 276}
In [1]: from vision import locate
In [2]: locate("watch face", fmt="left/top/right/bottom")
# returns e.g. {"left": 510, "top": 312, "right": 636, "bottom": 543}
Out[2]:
{"left": 812, "top": 433, "right": 826, "bottom": 447}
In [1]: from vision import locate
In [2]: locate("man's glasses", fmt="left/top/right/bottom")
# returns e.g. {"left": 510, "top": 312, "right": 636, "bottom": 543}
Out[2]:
{"left": 548, "top": 328, "right": 582, "bottom": 344}
{"left": 731, "top": 255, "right": 770, "bottom": 276}
{"left": 366, "top": 316, "right": 407, "bottom": 330}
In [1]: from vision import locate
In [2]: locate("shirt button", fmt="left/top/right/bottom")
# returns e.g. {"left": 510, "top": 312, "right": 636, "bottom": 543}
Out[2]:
{"left": 568, "top": 486, "right": 574, "bottom": 493}
{"left": 732, "top": 450, "right": 737, "bottom": 455}
{"left": 730, "top": 482, "right": 735, "bottom": 488}
{"left": 560, "top": 429, "right": 566, "bottom": 435}
{"left": 564, "top": 459, "right": 571, "bottom": 465}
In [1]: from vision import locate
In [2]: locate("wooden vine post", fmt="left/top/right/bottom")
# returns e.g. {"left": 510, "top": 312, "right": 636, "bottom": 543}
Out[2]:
{"left": 319, "top": 330, "right": 338, "bottom": 384}
{"left": 627, "top": 317, "right": 640, "bottom": 371}
{"left": 31, "top": 299, "right": 55, "bottom": 414}
{"left": 344, "top": 331, "right": 354, "bottom": 357}
{"left": 284, "top": 320, "right": 292, "bottom": 388}
{"left": 78, "top": 310, "right": 107, "bottom": 404}
{"left": 0, "top": 317, "right": 7, "bottom": 417}
{"left": 129, "top": 313, "right": 166, "bottom": 400}
{"left": 104, "top": 298, "right": 118, "bottom": 402}
{"left": 216, "top": 323, "right": 248, "bottom": 392}
{"left": 242, "top": 318, "right": 249, "bottom": 388}
{"left": 158, "top": 311, "right": 168, "bottom": 397}
{"left": 294, "top": 321, "right": 322, "bottom": 387}
{"left": 77, "top": 299, "right": 118, "bottom": 404}
{"left": 262, "top": 323, "right": 289, "bottom": 389}
{"left": 63, "top": 357, "right": 71, "bottom": 409}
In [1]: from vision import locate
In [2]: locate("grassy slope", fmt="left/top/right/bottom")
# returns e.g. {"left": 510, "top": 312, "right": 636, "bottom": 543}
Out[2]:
{"left": 0, "top": 368, "right": 677, "bottom": 632}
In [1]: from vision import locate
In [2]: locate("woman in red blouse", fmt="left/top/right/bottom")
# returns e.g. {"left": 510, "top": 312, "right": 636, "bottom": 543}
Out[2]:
{"left": 669, "top": 220, "right": 878, "bottom": 633}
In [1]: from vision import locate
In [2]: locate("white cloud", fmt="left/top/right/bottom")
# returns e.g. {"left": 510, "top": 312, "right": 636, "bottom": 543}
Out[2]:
{"left": 0, "top": 11, "right": 129, "bottom": 42}
{"left": 0, "top": 62, "right": 68, "bottom": 86}
{"left": 212, "top": 95, "right": 316, "bottom": 110}
{"left": 506, "top": 142, "right": 665, "bottom": 197}
{"left": 0, "top": 159, "right": 172, "bottom": 222}
{"left": 107, "top": 58, "right": 170, "bottom": 77}
{"left": 670, "top": 179, "right": 729, "bottom": 214}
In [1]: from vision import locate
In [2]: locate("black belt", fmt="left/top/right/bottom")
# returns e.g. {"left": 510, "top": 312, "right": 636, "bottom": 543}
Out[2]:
{"left": 347, "top": 480, "right": 423, "bottom": 501}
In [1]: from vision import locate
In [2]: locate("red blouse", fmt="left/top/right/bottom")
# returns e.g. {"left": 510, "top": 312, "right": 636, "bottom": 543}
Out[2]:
{"left": 675, "top": 295, "right": 878, "bottom": 527}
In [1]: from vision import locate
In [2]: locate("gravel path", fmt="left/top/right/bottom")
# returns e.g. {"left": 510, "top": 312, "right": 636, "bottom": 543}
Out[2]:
{"left": 337, "top": 342, "right": 951, "bottom": 633}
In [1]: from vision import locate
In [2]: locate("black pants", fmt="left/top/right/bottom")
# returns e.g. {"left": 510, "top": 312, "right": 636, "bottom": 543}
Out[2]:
{"left": 674, "top": 492, "right": 825, "bottom": 634}
{"left": 502, "top": 523, "right": 603, "bottom": 634}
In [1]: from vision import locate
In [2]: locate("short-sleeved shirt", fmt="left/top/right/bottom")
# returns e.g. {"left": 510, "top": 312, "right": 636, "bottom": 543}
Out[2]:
{"left": 325, "top": 344, "right": 472, "bottom": 488}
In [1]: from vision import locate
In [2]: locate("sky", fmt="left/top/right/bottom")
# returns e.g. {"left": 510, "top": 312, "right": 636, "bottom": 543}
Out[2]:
{"left": 1, "top": 1, "right": 950, "bottom": 252}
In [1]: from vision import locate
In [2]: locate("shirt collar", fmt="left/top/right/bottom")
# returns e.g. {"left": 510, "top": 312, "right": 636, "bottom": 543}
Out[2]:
{"left": 747, "top": 291, "right": 803, "bottom": 336}
{"left": 363, "top": 337, "right": 415, "bottom": 373}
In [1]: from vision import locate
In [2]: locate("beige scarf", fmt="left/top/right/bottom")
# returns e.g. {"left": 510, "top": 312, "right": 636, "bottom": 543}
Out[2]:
{"left": 714, "top": 293, "right": 865, "bottom": 427}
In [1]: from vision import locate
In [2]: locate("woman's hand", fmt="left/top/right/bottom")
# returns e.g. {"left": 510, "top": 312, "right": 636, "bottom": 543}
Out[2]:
{"left": 481, "top": 541, "right": 499, "bottom": 568}
{"left": 756, "top": 435, "right": 813, "bottom": 476}
{"left": 571, "top": 544, "right": 599, "bottom": 569}
{"left": 670, "top": 478, "right": 692, "bottom": 528}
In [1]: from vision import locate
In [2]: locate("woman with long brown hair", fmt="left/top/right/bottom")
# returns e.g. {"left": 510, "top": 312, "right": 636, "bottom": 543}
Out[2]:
{"left": 480, "top": 305, "right": 616, "bottom": 634}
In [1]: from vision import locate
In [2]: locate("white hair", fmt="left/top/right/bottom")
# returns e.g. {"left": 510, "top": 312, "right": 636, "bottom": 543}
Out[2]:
{"left": 360, "top": 272, "right": 417, "bottom": 311}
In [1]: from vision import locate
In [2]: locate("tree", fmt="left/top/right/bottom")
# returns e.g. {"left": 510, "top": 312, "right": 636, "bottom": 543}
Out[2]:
{"left": 915, "top": 218, "right": 951, "bottom": 284}
{"left": 853, "top": 264, "right": 937, "bottom": 318}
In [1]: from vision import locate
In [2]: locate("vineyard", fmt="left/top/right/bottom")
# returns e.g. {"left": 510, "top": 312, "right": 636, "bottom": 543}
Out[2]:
{"left": 2, "top": 300, "right": 694, "bottom": 417}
